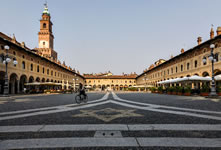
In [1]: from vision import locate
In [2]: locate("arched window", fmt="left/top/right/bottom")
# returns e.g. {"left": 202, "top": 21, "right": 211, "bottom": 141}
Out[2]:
{"left": 30, "top": 64, "right": 33, "bottom": 71}
{"left": 43, "top": 42, "right": 45, "bottom": 45}
{"left": 22, "top": 61, "right": 25, "bottom": 69}
{"left": 215, "top": 53, "right": 219, "bottom": 62}
{"left": 43, "top": 23, "right": 46, "bottom": 28}
{"left": 181, "top": 65, "right": 183, "bottom": 72}
{"left": 37, "top": 65, "right": 39, "bottom": 72}
{"left": 203, "top": 57, "right": 207, "bottom": 65}
{"left": 187, "top": 63, "right": 190, "bottom": 70}
{"left": 194, "top": 60, "right": 198, "bottom": 68}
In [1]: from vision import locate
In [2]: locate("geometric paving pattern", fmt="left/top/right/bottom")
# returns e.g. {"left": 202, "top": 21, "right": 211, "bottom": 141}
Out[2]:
{"left": 72, "top": 107, "right": 143, "bottom": 122}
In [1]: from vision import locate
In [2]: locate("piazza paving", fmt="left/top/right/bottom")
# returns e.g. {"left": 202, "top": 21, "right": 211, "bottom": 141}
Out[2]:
{"left": 0, "top": 92, "right": 221, "bottom": 149}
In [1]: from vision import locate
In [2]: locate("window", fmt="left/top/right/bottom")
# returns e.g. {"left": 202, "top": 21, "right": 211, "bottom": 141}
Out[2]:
{"left": 30, "top": 64, "right": 33, "bottom": 71}
{"left": 176, "top": 67, "right": 178, "bottom": 73}
{"left": 51, "top": 71, "right": 53, "bottom": 76}
{"left": 167, "top": 69, "right": 169, "bottom": 75}
{"left": 22, "top": 61, "right": 25, "bottom": 69}
{"left": 47, "top": 69, "right": 49, "bottom": 75}
{"left": 171, "top": 68, "right": 173, "bottom": 74}
{"left": 43, "top": 42, "right": 45, "bottom": 46}
{"left": 43, "top": 67, "right": 45, "bottom": 74}
{"left": 181, "top": 65, "right": 183, "bottom": 72}
{"left": 194, "top": 60, "right": 198, "bottom": 68}
{"left": 187, "top": 63, "right": 190, "bottom": 70}
{"left": 22, "top": 55, "right": 25, "bottom": 58}
{"left": 43, "top": 23, "right": 46, "bottom": 28}
{"left": 13, "top": 51, "right": 16, "bottom": 55}
{"left": 215, "top": 53, "right": 219, "bottom": 62}
{"left": 37, "top": 65, "right": 39, "bottom": 72}
{"left": 203, "top": 57, "right": 207, "bottom": 65}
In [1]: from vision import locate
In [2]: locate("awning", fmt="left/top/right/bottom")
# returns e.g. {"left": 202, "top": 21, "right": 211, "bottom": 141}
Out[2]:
{"left": 215, "top": 75, "right": 221, "bottom": 81}
{"left": 158, "top": 75, "right": 212, "bottom": 84}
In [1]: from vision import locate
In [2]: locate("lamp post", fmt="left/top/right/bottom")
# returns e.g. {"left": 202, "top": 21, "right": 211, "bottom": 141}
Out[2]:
{"left": 1, "top": 45, "right": 18, "bottom": 96}
{"left": 73, "top": 74, "right": 78, "bottom": 93}
{"left": 202, "top": 44, "right": 217, "bottom": 97}
{"left": 143, "top": 74, "right": 147, "bottom": 91}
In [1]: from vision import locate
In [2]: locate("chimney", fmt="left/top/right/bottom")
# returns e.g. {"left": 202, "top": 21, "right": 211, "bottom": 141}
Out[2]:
{"left": 210, "top": 27, "right": 214, "bottom": 39}
{"left": 181, "top": 48, "right": 184, "bottom": 54}
{"left": 216, "top": 27, "right": 221, "bottom": 36}
{"left": 197, "top": 37, "right": 202, "bottom": 45}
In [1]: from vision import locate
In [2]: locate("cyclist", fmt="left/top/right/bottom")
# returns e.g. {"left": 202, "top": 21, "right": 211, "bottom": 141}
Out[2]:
{"left": 78, "top": 83, "right": 87, "bottom": 99}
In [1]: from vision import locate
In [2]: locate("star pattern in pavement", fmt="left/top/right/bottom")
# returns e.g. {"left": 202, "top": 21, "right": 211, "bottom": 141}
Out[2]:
{"left": 72, "top": 107, "right": 143, "bottom": 122}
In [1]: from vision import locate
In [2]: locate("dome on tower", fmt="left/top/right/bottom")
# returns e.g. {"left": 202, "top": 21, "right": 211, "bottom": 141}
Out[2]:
{"left": 42, "top": 3, "right": 50, "bottom": 16}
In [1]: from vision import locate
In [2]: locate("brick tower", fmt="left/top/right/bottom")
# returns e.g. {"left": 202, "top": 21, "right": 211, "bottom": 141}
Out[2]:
{"left": 36, "top": 3, "right": 57, "bottom": 60}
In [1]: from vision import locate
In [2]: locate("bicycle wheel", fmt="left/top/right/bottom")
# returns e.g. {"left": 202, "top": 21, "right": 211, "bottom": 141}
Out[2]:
{"left": 75, "top": 95, "right": 81, "bottom": 104}
{"left": 83, "top": 95, "right": 88, "bottom": 103}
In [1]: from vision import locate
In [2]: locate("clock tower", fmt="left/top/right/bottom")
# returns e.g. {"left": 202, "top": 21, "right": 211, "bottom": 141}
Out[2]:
{"left": 36, "top": 3, "right": 57, "bottom": 60}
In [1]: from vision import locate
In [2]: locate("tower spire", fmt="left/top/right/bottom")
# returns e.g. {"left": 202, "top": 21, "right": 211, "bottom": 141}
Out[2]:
{"left": 43, "top": 1, "right": 50, "bottom": 16}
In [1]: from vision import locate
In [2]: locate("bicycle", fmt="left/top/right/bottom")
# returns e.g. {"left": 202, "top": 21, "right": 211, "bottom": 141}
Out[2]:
{"left": 75, "top": 94, "right": 88, "bottom": 104}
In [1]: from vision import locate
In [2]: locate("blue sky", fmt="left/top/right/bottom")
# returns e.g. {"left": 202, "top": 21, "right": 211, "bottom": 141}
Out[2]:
{"left": 1, "top": 0, "right": 221, "bottom": 75}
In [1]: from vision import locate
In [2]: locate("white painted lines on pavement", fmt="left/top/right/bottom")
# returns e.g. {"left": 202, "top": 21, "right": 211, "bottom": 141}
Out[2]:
{"left": 1, "top": 137, "right": 221, "bottom": 149}
{"left": 137, "top": 138, "right": 221, "bottom": 147}
{"left": 112, "top": 92, "right": 221, "bottom": 121}
{"left": 128, "top": 124, "right": 221, "bottom": 131}
{"left": 0, "top": 100, "right": 110, "bottom": 121}
{"left": 0, "top": 92, "right": 109, "bottom": 121}
{"left": 110, "top": 100, "right": 221, "bottom": 121}
{"left": 1, "top": 91, "right": 221, "bottom": 121}
{"left": 0, "top": 138, "right": 139, "bottom": 149}
{"left": 1, "top": 124, "right": 221, "bottom": 133}
{"left": 112, "top": 92, "right": 221, "bottom": 115}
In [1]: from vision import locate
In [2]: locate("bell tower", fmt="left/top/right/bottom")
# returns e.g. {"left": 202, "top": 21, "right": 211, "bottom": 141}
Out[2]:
{"left": 36, "top": 3, "right": 57, "bottom": 60}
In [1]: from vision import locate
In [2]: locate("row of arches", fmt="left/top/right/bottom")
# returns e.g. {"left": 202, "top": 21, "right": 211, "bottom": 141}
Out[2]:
{"left": 86, "top": 84, "right": 133, "bottom": 91}
{"left": 0, "top": 71, "right": 73, "bottom": 94}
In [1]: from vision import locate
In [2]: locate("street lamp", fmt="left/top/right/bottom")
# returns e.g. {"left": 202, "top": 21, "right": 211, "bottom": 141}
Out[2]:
{"left": 73, "top": 74, "right": 78, "bottom": 92}
{"left": 202, "top": 44, "right": 218, "bottom": 97}
{"left": 143, "top": 74, "right": 148, "bottom": 91}
{"left": 0, "top": 45, "right": 18, "bottom": 96}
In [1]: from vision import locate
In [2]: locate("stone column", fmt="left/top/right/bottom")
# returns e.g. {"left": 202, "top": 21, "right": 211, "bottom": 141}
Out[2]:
{"left": 11, "top": 82, "right": 15, "bottom": 94}
{"left": 17, "top": 80, "right": 20, "bottom": 94}
{"left": 62, "top": 79, "right": 64, "bottom": 90}
{"left": 66, "top": 82, "right": 69, "bottom": 90}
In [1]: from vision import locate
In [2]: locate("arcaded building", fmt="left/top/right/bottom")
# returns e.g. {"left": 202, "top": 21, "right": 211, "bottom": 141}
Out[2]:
{"left": 0, "top": 5, "right": 84, "bottom": 94}
{"left": 136, "top": 27, "right": 221, "bottom": 88}
{"left": 84, "top": 72, "right": 137, "bottom": 91}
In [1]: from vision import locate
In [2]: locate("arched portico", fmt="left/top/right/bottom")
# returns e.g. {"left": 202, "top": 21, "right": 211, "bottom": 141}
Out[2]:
{"left": 0, "top": 71, "right": 5, "bottom": 94}
{"left": 29, "top": 76, "right": 34, "bottom": 83}
{"left": 36, "top": 77, "right": 40, "bottom": 82}
{"left": 9, "top": 73, "right": 19, "bottom": 94}
{"left": 20, "top": 75, "right": 27, "bottom": 93}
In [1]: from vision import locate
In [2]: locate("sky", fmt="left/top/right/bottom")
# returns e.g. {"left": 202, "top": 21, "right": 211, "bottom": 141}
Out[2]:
{"left": 1, "top": 0, "right": 221, "bottom": 75}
